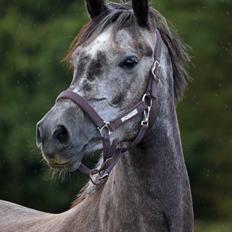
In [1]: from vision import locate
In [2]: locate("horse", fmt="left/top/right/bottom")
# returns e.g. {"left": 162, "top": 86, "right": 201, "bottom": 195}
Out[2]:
{"left": 0, "top": 0, "right": 194, "bottom": 231}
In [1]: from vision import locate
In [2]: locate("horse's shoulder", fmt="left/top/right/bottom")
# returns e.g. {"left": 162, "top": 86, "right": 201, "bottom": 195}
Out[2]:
{"left": 0, "top": 200, "right": 46, "bottom": 216}
{"left": 0, "top": 200, "right": 55, "bottom": 232}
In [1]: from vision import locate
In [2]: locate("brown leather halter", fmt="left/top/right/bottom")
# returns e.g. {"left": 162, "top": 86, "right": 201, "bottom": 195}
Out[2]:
{"left": 56, "top": 30, "right": 162, "bottom": 184}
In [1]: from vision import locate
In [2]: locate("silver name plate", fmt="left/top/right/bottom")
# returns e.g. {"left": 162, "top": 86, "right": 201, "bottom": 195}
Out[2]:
{"left": 121, "top": 109, "right": 138, "bottom": 123}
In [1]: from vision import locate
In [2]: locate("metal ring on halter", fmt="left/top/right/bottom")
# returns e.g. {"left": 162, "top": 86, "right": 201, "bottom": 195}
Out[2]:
{"left": 142, "top": 93, "right": 153, "bottom": 107}
{"left": 98, "top": 122, "right": 112, "bottom": 137}
{"left": 99, "top": 157, "right": 113, "bottom": 171}
{"left": 89, "top": 169, "right": 102, "bottom": 185}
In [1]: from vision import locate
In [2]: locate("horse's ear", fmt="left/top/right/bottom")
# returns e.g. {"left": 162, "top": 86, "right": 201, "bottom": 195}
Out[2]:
{"left": 86, "top": 0, "right": 107, "bottom": 19}
{"left": 132, "top": 0, "right": 149, "bottom": 27}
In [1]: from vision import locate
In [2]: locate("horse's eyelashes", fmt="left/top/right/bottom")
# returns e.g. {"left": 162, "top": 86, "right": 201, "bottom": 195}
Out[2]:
{"left": 119, "top": 56, "right": 138, "bottom": 69}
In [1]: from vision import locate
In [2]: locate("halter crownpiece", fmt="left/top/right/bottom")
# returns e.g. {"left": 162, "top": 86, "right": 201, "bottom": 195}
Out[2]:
{"left": 56, "top": 30, "right": 162, "bottom": 185}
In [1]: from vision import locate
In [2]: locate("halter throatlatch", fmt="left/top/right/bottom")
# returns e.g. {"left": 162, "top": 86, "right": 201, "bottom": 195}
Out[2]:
{"left": 56, "top": 30, "right": 162, "bottom": 185}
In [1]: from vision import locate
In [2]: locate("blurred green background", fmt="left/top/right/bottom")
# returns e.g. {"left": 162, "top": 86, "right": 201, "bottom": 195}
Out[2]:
{"left": 0, "top": 0, "right": 231, "bottom": 231}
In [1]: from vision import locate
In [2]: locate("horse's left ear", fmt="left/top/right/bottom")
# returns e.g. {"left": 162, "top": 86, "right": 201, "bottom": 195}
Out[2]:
{"left": 132, "top": 0, "right": 149, "bottom": 27}
{"left": 86, "top": 0, "right": 107, "bottom": 19}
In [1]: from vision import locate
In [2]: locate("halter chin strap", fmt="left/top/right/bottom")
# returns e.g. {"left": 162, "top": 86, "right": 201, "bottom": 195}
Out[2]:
{"left": 56, "top": 30, "right": 162, "bottom": 184}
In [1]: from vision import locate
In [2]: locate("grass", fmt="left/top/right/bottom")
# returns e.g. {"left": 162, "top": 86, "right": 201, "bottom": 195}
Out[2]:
{"left": 195, "top": 221, "right": 232, "bottom": 232}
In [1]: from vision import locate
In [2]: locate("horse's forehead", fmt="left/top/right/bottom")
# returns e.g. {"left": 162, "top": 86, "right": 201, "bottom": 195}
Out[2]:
{"left": 85, "top": 29, "right": 113, "bottom": 57}
{"left": 76, "top": 28, "right": 136, "bottom": 59}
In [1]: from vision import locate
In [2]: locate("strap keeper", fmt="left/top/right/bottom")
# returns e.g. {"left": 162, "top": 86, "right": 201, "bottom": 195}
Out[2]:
{"left": 151, "top": 60, "right": 160, "bottom": 83}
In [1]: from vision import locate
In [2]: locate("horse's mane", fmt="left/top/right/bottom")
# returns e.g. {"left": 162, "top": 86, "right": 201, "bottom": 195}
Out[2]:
{"left": 69, "top": 2, "right": 190, "bottom": 207}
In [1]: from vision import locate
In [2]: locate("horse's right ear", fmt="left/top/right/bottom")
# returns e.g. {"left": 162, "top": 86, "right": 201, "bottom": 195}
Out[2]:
{"left": 86, "top": 0, "right": 107, "bottom": 19}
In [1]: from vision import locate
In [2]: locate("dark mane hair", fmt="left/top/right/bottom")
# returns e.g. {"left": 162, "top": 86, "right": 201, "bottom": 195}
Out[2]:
{"left": 65, "top": 2, "right": 190, "bottom": 102}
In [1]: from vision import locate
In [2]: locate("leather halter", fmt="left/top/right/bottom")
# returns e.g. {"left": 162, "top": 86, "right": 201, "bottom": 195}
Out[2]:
{"left": 56, "top": 30, "right": 162, "bottom": 184}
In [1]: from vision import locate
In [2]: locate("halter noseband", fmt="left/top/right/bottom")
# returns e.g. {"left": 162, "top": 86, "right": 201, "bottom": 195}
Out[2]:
{"left": 56, "top": 30, "right": 162, "bottom": 184}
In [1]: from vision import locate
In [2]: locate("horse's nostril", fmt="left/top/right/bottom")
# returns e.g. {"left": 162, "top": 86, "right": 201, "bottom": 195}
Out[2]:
{"left": 53, "top": 125, "right": 70, "bottom": 145}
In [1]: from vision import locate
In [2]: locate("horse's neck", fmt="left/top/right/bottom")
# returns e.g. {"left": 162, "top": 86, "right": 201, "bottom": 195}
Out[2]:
{"left": 98, "top": 114, "right": 193, "bottom": 232}
{"left": 96, "top": 43, "right": 194, "bottom": 232}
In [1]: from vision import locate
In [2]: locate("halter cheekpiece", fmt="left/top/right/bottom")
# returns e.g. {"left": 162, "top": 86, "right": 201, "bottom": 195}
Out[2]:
{"left": 56, "top": 30, "right": 162, "bottom": 185}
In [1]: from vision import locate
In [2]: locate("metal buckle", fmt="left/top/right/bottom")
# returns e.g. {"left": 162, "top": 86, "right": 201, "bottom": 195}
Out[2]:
{"left": 151, "top": 60, "right": 160, "bottom": 82}
{"left": 98, "top": 122, "right": 112, "bottom": 137}
{"left": 141, "top": 93, "right": 152, "bottom": 127}
{"left": 89, "top": 168, "right": 109, "bottom": 185}
{"left": 99, "top": 157, "right": 113, "bottom": 171}
{"left": 89, "top": 172, "right": 101, "bottom": 185}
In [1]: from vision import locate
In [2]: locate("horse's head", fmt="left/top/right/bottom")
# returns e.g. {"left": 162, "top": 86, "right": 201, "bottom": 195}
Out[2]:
{"left": 36, "top": 0, "right": 161, "bottom": 172}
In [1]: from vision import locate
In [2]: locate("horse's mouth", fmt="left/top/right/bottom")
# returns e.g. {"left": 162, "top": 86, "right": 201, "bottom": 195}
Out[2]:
{"left": 41, "top": 151, "right": 80, "bottom": 171}
{"left": 43, "top": 140, "right": 102, "bottom": 172}
{"left": 47, "top": 158, "right": 81, "bottom": 172}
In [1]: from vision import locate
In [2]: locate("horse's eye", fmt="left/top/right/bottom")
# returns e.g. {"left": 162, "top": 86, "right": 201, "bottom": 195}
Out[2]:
{"left": 119, "top": 56, "right": 138, "bottom": 69}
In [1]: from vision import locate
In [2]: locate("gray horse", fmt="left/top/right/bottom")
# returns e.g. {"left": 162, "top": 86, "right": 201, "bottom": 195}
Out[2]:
{"left": 0, "top": 0, "right": 194, "bottom": 231}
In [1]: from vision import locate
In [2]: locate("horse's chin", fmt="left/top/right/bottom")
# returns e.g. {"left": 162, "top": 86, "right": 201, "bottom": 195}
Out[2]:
{"left": 43, "top": 140, "right": 103, "bottom": 172}
{"left": 48, "top": 160, "right": 81, "bottom": 172}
